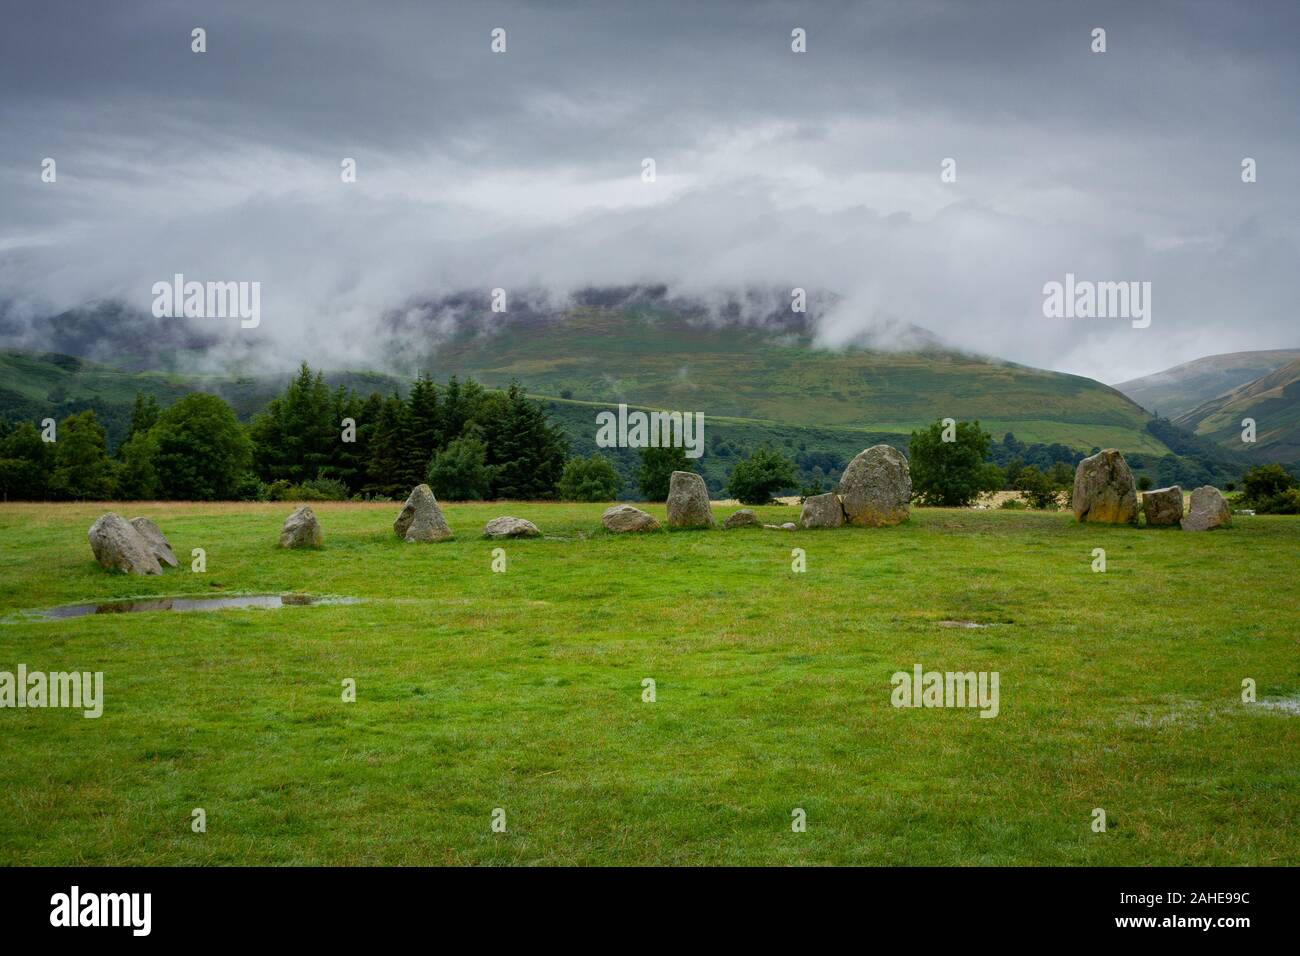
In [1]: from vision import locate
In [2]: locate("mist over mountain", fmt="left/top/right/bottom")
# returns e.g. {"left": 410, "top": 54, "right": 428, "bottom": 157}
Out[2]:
{"left": 2, "top": 2, "right": 1297, "bottom": 385}
{"left": 0, "top": 285, "right": 947, "bottom": 379}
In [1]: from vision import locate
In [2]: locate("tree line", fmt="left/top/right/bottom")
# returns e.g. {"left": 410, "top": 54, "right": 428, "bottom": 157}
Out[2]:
{"left": 0, "top": 364, "right": 578, "bottom": 502}
{"left": 0, "top": 362, "right": 722, "bottom": 504}
{"left": 4, "top": 374, "right": 1293, "bottom": 510}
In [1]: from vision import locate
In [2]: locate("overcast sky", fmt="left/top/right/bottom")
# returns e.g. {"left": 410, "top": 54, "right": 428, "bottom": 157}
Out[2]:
{"left": 1, "top": 0, "right": 1297, "bottom": 383}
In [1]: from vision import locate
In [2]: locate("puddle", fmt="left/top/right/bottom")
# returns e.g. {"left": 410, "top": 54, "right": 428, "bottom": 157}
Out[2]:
{"left": 15, "top": 594, "right": 360, "bottom": 621}
{"left": 1255, "top": 696, "right": 1300, "bottom": 716}
{"left": 935, "top": 620, "right": 990, "bottom": 629}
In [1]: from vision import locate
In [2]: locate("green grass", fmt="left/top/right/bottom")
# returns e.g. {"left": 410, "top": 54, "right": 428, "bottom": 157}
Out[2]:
{"left": 0, "top": 501, "right": 1296, "bottom": 865}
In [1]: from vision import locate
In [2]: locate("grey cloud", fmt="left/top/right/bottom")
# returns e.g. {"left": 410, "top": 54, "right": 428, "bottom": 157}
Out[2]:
{"left": 1, "top": 0, "right": 1297, "bottom": 383}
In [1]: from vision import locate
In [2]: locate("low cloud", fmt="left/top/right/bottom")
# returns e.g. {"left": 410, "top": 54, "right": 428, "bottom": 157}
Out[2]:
{"left": 1, "top": 1, "right": 1297, "bottom": 383}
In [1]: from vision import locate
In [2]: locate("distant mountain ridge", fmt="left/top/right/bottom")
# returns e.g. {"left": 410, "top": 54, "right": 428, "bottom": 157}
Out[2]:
{"left": 1174, "top": 357, "right": 1300, "bottom": 463}
{"left": 3, "top": 289, "right": 1175, "bottom": 460}
{"left": 1116, "top": 349, "right": 1300, "bottom": 419}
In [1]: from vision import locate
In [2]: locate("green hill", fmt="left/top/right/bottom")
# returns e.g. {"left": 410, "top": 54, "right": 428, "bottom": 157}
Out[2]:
{"left": 405, "top": 304, "right": 1169, "bottom": 456}
{"left": 1116, "top": 349, "right": 1300, "bottom": 419}
{"left": 1174, "top": 358, "right": 1300, "bottom": 463}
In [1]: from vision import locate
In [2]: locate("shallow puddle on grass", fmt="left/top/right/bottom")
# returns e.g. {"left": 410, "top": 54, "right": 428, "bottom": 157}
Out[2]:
{"left": 1256, "top": 696, "right": 1300, "bottom": 715}
{"left": 935, "top": 620, "right": 991, "bottom": 629}
{"left": 16, "top": 594, "right": 360, "bottom": 621}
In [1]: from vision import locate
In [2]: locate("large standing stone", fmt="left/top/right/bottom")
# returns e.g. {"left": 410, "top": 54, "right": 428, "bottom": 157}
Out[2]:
{"left": 666, "top": 471, "right": 714, "bottom": 528}
{"left": 1072, "top": 449, "right": 1138, "bottom": 524}
{"left": 129, "top": 516, "right": 179, "bottom": 567}
{"left": 484, "top": 516, "right": 541, "bottom": 538}
{"left": 88, "top": 513, "right": 162, "bottom": 575}
{"left": 1181, "top": 486, "right": 1230, "bottom": 531}
{"left": 602, "top": 504, "right": 661, "bottom": 533}
{"left": 1141, "top": 486, "right": 1183, "bottom": 527}
{"left": 800, "top": 492, "right": 845, "bottom": 529}
{"left": 394, "top": 484, "right": 453, "bottom": 542}
{"left": 838, "top": 445, "right": 911, "bottom": 526}
{"left": 279, "top": 506, "right": 323, "bottom": 549}
{"left": 723, "top": 509, "right": 759, "bottom": 529}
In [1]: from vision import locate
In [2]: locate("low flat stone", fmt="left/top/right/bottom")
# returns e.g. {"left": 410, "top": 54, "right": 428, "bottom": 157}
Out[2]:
{"left": 129, "top": 516, "right": 179, "bottom": 567}
{"left": 800, "top": 492, "right": 845, "bottom": 529}
{"left": 602, "top": 504, "right": 661, "bottom": 533}
{"left": 484, "top": 516, "right": 541, "bottom": 538}
{"left": 723, "top": 509, "right": 759, "bottom": 529}
{"left": 279, "top": 506, "right": 323, "bottom": 549}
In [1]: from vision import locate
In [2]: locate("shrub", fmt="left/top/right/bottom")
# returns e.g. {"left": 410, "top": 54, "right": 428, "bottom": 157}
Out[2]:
{"left": 557, "top": 454, "right": 622, "bottom": 502}
{"left": 300, "top": 477, "right": 349, "bottom": 500}
{"left": 1014, "top": 466, "right": 1060, "bottom": 510}
{"left": 1239, "top": 463, "right": 1300, "bottom": 514}
{"left": 726, "top": 447, "right": 797, "bottom": 505}
{"left": 427, "top": 435, "right": 492, "bottom": 500}
{"left": 908, "top": 419, "right": 995, "bottom": 507}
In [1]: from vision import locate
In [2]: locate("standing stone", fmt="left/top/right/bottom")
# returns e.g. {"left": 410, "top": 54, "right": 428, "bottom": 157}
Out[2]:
{"left": 88, "top": 513, "right": 162, "bottom": 575}
{"left": 394, "top": 484, "right": 453, "bottom": 542}
{"left": 723, "top": 509, "right": 759, "bottom": 529}
{"left": 129, "top": 516, "right": 179, "bottom": 567}
{"left": 800, "top": 492, "right": 845, "bottom": 529}
{"left": 279, "top": 506, "right": 323, "bottom": 548}
{"left": 839, "top": 445, "right": 911, "bottom": 526}
{"left": 602, "top": 504, "right": 661, "bottom": 533}
{"left": 1181, "top": 486, "right": 1230, "bottom": 531}
{"left": 1141, "top": 486, "right": 1183, "bottom": 527}
{"left": 1072, "top": 449, "right": 1138, "bottom": 524}
{"left": 666, "top": 471, "right": 714, "bottom": 528}
{"left": 484, "top": 516, "right": 541, "bottom": 538}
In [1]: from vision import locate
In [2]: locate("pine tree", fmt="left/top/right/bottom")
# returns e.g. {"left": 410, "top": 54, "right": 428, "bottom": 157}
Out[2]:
{"left": 405, "top": 375, "right": 441, "bottom": 483}
{"left": 326, "top": 388, "right": 379, "bottom": 494}
{"left": 365, "top": 395, "right": 411, "bottom": 498}
{"left": 123, "top": 393, "right": 160, "bottom": 447}
{"left": 251, "top": 362, "right": 335, "bottom": 483}
{"left": 483, "top": 382, "right": 567, "bottom": 499}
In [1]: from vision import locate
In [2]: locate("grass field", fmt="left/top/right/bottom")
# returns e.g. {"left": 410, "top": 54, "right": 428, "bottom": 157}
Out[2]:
{"left": 0, "top": 501, "right": 1297, "bottom": 866}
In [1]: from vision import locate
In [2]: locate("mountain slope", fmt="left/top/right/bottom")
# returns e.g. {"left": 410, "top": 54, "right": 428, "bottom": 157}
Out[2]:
{"left": 1174, "top": 358, "right": 1300, "bottom": 463}
{"left": 1115, "top": 349, "right": 1300, "bottom": 419}
{"left": 3, "top": 291, "right": 1171, "bottom": 457}
{"left": 390, "top": 300, "right": 1168, "bottom": 455}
